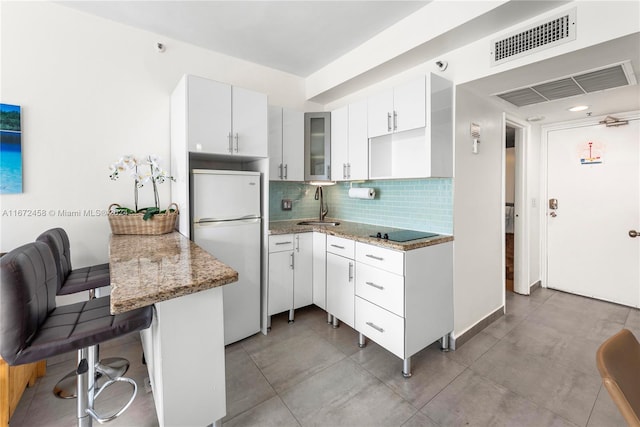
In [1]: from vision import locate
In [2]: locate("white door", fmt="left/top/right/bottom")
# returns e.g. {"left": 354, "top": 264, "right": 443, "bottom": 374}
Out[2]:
{"left": 348, "top": 99, "right": 369, "bottom": 181}
{"left": 193, "top": 218, "right": 262, "bottom": 345}
{"left": 282, "top": 108, "right": 304, "bottom": 181}
{"left": 187, "top": 75, "right": 232, "bottom": 154}
{"left": 326, "top": 252, "right": 355, "bottom": 328}
{"left": 232, "top": 86, "right": 267, "bottom": 157}
{"left": 546, "top": 118, "right": 640, "bottom": 307}
{"left": 268, "top": 249, "right": 294, "bottom": 316}
{"left": 393, "top": 76, "right": 425, "bottom": 134}
{"left": 331, "top": 105, "right": 349, "bottom": 181}
{"left": 367, "top": 88, "right": 393, "bottom": 138}
{"left": 268, "top": 105, "right": 284, "bottom": 179}
{"left": 293, "top": 233, "right": 313, "bottom": 309}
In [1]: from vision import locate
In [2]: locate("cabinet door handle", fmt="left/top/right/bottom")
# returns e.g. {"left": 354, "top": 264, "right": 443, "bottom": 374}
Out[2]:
{"left": 365, "top": 254, "right": 384, "bottom": 261}
{"left": 330, "top": 244, "right": 345, "bottom": 250}
{"left": 348, "top": 262, "right": 354, "bottom": 281}
{"left": 347, "top": 163, "right": 351, "bottom": 179}
{"left": 234, "top": 133, "right": 239, "bottom": 152}
{"left": 365, "top": 281, "right": 384, "bottom": 290}
{"left": 290, "top": 252, "right": 294, "bottom": 269}
{"left": 284, "top": 164, "right": 288, "bottom": 180}
{"left": 366, "top": 322, "right": 384, "bottom": 333}
{"left": 393, "top": 110, "right": 397, "bottom": 131}
{"left": 295, "top": 235, "right": 300, "bottom": 252}
{"left": 228, "top": 132, "right": 233, "bottom": 153}
{"left": 343, "top": 163, "right": 347, "bottom": 179}
{"left": 387, "top": 112, "right": 392, "bottom": 132}
{"left": 275, "top": 241, "right": 292, "bottom": 246}
{"left": 279, "top": 163, "right": 283, "bottom": 180}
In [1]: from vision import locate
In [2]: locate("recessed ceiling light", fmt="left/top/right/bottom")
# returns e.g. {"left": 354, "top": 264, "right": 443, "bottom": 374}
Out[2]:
{"left": 568, "top": 105, "right": 589, "bottom": 112}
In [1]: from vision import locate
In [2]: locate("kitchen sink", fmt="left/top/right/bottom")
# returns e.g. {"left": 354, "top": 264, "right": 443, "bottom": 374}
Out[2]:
{"left": 297, "top": 220, "right": 340, "bottom": 226}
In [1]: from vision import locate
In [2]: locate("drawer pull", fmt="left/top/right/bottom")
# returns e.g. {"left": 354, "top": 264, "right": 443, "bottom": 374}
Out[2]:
{"left": 366, "top": 322, "right": 384, "bottom": 333}
{"left": 365, "top": 281, "right": 384, "bottom": 290}
{"left": 330, "top": 244, "right": 345, "bottom": 250}
{"left": 365, "top": 254, "right": 384, "bottom": 261}
{"left": 275, "top": 241, "right": 292, "bottom": 246}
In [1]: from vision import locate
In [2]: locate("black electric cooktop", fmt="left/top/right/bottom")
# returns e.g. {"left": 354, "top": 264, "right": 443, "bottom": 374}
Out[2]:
{"left": 369, "top": 230, "right": 438, "bottom": 242}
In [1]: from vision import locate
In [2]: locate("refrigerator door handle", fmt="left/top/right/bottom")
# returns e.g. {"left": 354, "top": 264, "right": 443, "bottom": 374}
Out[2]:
{"left": 197, "top": 215, "right": 260, "bottom": 223}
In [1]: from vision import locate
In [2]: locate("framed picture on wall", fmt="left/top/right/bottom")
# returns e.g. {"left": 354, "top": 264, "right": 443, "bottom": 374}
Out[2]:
{"left": 0, "top": 103, "right": 23, "bottom": 194}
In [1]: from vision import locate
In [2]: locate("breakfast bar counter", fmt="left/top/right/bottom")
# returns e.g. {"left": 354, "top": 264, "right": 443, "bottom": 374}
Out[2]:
{"left": 109, "top": 231, "right": 238, "bottom": 314}
{"left": 109, "top": 231, "right": 238, "bottom": 427}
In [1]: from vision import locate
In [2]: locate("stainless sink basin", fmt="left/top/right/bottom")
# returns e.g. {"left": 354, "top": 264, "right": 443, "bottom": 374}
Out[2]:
{"left": 297, "top": 220, "right": 340, "bottom": 226}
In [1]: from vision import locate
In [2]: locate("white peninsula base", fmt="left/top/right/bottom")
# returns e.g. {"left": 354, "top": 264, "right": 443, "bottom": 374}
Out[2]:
{"left": 140, "top": 287, "right": 226, "bottom": 426}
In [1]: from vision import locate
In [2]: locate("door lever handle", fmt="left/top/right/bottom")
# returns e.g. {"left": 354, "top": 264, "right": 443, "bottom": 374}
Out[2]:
{"left": 630, "top": 230, "right": 639, "bottom": 238}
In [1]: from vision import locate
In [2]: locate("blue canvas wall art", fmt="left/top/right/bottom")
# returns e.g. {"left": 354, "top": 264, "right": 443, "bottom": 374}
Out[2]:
{"left": 0, "top": 103, "right": 23, "bottom": 194}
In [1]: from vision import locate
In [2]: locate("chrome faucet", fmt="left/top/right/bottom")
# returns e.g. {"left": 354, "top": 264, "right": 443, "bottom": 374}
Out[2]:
{"left": 314, "top": 186, "right": 328, "bottom": 221}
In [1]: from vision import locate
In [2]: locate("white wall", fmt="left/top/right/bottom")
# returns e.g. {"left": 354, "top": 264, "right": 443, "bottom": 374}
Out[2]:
{"left": 0, "top": 2, "right": 320, "bottom": 265}
{"left": 453, "top": 86, "right": 506, "bottom": 338}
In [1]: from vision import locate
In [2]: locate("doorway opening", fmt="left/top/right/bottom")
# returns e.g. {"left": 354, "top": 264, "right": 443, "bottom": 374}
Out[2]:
{"left": 505, "top": 125, "right": 516, "bottom": 293}
{"left": 503, "top": 115, "right": 529, "bottom": 299}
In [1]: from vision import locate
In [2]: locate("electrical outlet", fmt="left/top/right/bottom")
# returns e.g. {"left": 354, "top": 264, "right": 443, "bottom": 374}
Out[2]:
{"left": 282, "top": 199, "right": 292, "bottom": 210}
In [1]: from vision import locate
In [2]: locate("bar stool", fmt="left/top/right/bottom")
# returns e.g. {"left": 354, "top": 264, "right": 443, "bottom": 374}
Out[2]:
{"left": 36, "top": 228, "right": 129, "bottom": 399}
{"left": 0, "top": 241, "right": 153, "bottom": 426}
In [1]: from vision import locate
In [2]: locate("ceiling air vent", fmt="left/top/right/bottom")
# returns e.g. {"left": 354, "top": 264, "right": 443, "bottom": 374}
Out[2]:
{"left": 494, "top": 61, "right": 638, "bottom": 107}
{"left": 490, "top": 8, "right": 576, "bottom": 66}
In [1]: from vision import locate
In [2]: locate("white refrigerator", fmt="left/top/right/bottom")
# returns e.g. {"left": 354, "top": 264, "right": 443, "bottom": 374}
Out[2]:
{"left": 192, "top": 169, "right": 261, "bottom": 345}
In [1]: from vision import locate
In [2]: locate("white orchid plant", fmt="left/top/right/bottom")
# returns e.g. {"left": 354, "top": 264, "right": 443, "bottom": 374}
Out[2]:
{"left": 109, "top": 154, "right": 175, "bottom": 220}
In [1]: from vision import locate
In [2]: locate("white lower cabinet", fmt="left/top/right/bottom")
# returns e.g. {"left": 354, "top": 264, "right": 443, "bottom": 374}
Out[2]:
{"left": 354, "top": 240, "right": 453, "bottom": 376}
{"left": 312, "top": 232, "right": 327, "bottom": 310}
{"left": 326, "top": 235, "right": 356, "bottom": 328}
{"left": 267, "top": 233, "right": 312, "bottom": 324}
{"left": 355, "top": 296, "right": 404, "bottom": 358}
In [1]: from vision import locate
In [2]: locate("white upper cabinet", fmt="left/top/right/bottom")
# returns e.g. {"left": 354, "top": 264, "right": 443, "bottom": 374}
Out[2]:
{"left": 187, "top": 75, "right": 232, "bottom": 154}
{"left": 269, "top": 106, "right": 304, "bottom": 181}
{"left": 367, "top": 76, "right": 425, "bottom": 138}
{"left": 348, "top": 100, "right": 368, "bottom": 181}
{"left": 331, "top": 100, "right": 368, "bottom": 181}
{"left": 180, "top": 74, "right": 267, "bottom": 157}
{"left": 369, "top": 73, "right": 453, "bottom": 179}
{"left": 232, "top": 86, "right": 268, "bottom": 157}
{"left": 330, "top": 106, "right": 348, "bottom": 181}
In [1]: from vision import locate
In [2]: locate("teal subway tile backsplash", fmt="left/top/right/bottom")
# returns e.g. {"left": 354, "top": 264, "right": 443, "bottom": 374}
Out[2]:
{"left": 269, "top": 181, "right": 320, "bottom": 221}
{"left": 269, "top": 178, "right": 453, "bottom": 234}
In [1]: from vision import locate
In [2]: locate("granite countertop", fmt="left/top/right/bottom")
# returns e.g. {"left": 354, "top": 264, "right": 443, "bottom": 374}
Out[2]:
{"left": 109, "top": 231, "right": 238, "bottom": 314}
{"left": 269, "top": 219, "right": 453, "bottom": 251}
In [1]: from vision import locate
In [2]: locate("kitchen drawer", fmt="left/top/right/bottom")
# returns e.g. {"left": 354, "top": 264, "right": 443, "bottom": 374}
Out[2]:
{"left": 355, "top": 297, "right": 404, "bottom": 359}
{"left": 326, "top": 235, "right": 355, "bottom": 258}
{"left": 269, "top": 234, "right": 294, "bottom": 252}
{"left": 356, "top": 263, "right": 404, "bottom": 316}
{"left": 356, "top": 242, "right": 404, "bottom": 275}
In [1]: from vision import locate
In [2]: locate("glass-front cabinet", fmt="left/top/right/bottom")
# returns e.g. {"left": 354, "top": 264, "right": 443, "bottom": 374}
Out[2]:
{"left": 304, "top": 112, "right": 331, "bottom": 181}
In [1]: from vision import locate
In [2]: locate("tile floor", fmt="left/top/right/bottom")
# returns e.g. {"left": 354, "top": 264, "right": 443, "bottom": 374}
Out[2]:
{"left": 10, "top": 287, "right": 639, "bottom": 426}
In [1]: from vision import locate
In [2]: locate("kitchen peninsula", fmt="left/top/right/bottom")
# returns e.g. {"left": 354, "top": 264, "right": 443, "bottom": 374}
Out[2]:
{"left": 109, "top": 232, "right": 238, "bottom": 426}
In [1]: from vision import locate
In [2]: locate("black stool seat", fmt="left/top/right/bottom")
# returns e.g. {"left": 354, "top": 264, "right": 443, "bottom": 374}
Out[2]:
{"left": 4, "top": 297, "right": 151, "bottom": 366}
{"left": 36, "top": 228, "right": 110, "bottom": 295}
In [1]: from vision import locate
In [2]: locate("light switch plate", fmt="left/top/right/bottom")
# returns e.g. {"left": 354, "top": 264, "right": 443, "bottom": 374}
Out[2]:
{"left": 282, "top": 199, "right": 292, "bottom": 210}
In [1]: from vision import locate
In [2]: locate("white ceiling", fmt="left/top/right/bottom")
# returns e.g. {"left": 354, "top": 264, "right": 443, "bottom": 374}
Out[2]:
{"left": 463, "top": 33, "right": 640, "bottom": 125}
{"left": 57, "top": 1, "right": 639, "bottom": 124}
{"left": 58, "top": 0, "right": 429, "bottom": 77}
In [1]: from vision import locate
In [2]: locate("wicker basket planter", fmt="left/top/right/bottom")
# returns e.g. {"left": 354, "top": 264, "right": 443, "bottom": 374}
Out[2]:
{"left": 108, "top": 203, "right": 179, "bottom": 235}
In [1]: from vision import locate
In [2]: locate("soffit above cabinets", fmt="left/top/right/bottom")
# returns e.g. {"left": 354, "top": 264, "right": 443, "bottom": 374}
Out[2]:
{"left": 494, "top": 61, "right": 637, "bottom": 107}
